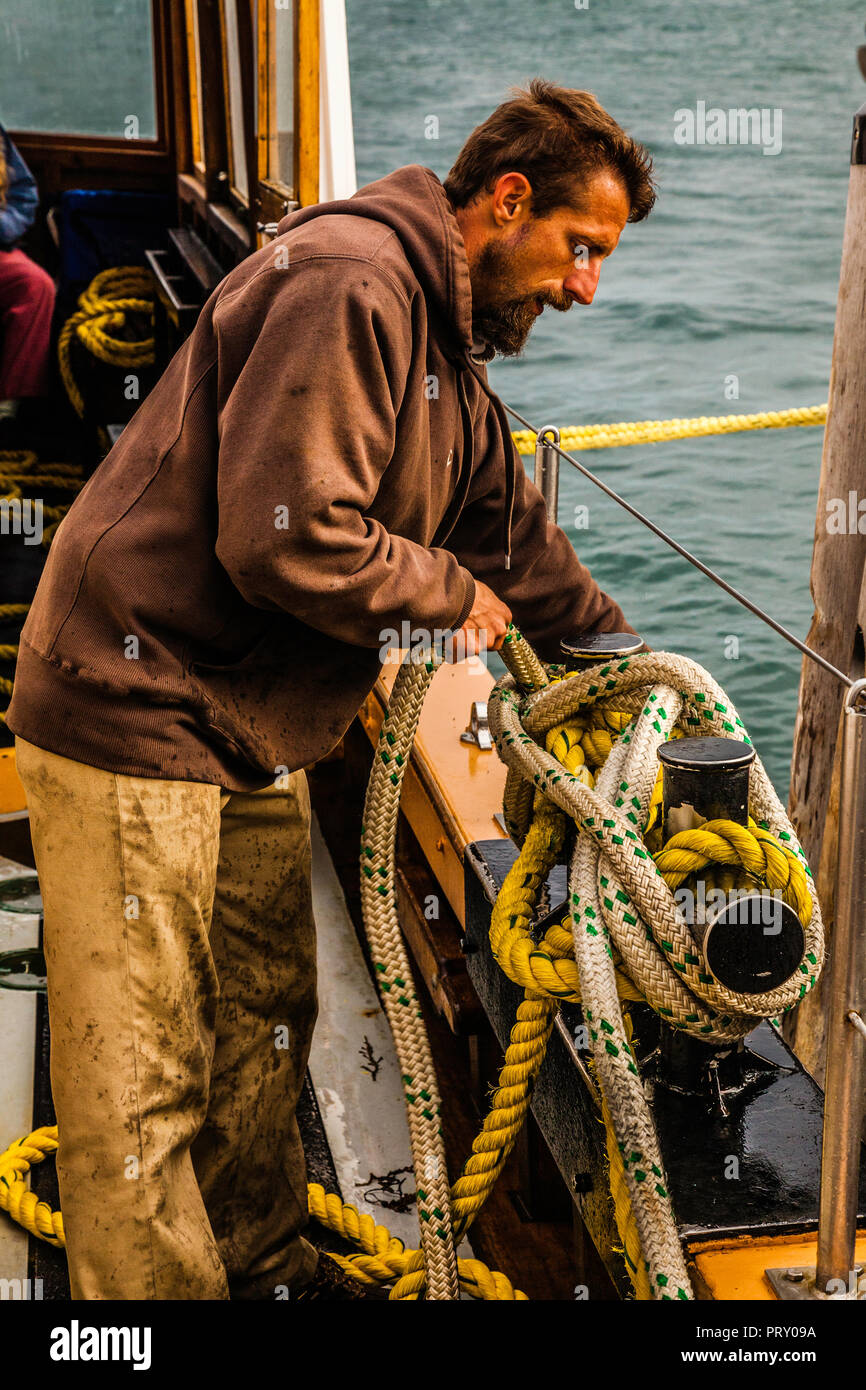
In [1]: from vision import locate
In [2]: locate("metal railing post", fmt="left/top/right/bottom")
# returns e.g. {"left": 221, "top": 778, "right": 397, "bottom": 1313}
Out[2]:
{"left": 816, "top": 676, "right": 866, "bottom": 1292}
{"left": 533, "top": 425, "right": 560, "bottom": 525}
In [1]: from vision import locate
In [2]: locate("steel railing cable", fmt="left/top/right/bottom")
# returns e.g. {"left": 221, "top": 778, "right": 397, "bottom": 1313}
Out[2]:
{"left": 503, "top": 398, "right": 852, "bottom": 691}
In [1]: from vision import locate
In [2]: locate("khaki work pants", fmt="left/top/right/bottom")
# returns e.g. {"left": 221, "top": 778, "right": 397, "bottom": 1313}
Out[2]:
{"left": 15, "top": 735, "right": 319, "bottom": 1300}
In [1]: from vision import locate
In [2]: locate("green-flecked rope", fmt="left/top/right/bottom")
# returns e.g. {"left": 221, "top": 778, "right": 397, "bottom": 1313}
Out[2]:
{"left": 359, "top": 645, "right": 459, "bottom": 1300}
{"left": 360, "top": 627, "right": 822, "bottom": 1301}
{"left": 487, "top": 635, "right": 823, "bottom": 1299}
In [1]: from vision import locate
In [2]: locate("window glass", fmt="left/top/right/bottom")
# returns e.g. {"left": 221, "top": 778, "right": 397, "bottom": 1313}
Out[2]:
{"left": 223, "top": 0, "right": 248, "bottom": 199}
{"left": 0, "top": 0, "right": 156, "bottom": 138}
{"left": 267, "top": 1, "right": 294, "bottom": 189}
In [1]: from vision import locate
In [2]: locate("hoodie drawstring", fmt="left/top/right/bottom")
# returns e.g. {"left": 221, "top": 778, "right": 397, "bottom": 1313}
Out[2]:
{"left": 432, "top": 348, "right": 518, "bottom": 574}
{"left": 461, "top": 357, "right": 516, "bottom": 571}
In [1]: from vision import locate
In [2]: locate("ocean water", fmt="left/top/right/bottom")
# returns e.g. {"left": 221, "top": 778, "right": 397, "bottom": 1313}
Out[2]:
{"left": 346, "top": 0, "right": 866, "bottom": 796}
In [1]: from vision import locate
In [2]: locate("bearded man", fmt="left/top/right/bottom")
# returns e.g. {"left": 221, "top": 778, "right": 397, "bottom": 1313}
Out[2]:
{"left": 7, "top": 78, "right": 655, "bottom": 1300}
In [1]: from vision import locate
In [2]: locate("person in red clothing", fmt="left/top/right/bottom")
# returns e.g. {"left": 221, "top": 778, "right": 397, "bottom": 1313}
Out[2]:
{"left": 0, "top": 123, "right": 54, "bottom": 428}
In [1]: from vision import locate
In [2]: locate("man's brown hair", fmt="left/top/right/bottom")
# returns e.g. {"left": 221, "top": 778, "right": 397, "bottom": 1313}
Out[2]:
{"left": 444, "top": 78, "right": 656, "bottom": 223}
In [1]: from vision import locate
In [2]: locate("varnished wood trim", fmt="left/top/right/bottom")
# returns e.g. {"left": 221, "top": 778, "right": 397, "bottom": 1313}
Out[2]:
{"left": 295, "top": 0, "right": 319, "bottom": 207}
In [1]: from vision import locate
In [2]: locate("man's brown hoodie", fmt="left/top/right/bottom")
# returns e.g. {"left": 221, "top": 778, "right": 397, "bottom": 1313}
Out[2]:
{"left": 7, "top": 165, "right": 635, "bottom": 790}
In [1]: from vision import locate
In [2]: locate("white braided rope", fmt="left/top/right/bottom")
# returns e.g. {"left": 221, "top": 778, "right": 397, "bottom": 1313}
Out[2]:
{"left": 360, "top": 647, "right": 460, "bottom": 1299}
{"left": 488, "top": 649, "right": 824, "bottom": 1301}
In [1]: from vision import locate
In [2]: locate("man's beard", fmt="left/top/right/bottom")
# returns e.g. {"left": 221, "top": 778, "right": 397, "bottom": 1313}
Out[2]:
{"left": 470, "top": 235, "right": 572, "bottom": 358}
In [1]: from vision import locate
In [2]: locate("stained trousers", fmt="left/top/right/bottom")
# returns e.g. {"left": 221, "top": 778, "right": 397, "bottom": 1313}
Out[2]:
{"left": 14, "top": 735, "right": 319, "bottom": 1300}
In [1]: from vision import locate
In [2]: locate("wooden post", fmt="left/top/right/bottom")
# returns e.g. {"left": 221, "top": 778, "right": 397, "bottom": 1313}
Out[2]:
{"left": 787, "top": 103, "right": 866, "bottom": 1080}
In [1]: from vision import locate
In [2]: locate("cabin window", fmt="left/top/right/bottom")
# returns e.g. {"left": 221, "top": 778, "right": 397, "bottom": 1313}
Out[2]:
{"left": 0, "top": 0, "right": 157, "bottom": 138}
{"left": 219, "top": 0, "right": 255, "bottom": 205}
{"left": 180, "top": 0, "right": 229, "bottom": 204}
{"left": 255, "top": 0, "right": 318, "bottom": 225}
{"left": 184, "top": 0, "right": 207, "bottom": 175}
{"left": 258, "top": 0, "right": 296, "bottom": 200}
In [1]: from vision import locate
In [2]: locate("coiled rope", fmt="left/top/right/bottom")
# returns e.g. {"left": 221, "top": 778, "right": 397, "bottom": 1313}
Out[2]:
{"left": 488, "top": 632, "right": 820, "bottom": 1298}
{"left": 0, "top": 1126, "right": 63, "bottom": 1247}
{"left": 0, "top": 452, "right": 83, "bottom": 549}
{"left": 57, "top": 266, "right": 154, "bottom": 421}
{"left": 353, "top": 628, "right": 821, "bottom": 1300}
{"left": 510, "top": 402, "right": 827, "bottom": 454}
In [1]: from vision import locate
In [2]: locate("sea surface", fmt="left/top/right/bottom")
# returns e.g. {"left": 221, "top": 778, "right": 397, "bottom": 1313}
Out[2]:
{"left": 346, "top": 0, "right": 866, "bottom": 797}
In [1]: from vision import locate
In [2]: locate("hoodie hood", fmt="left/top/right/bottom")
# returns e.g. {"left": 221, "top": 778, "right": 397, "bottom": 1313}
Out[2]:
{"left": 277, "top": 164, "right": 476, "bottom": 357}
{"left": 278, "top": 165, "right": 515, "bottom": 567}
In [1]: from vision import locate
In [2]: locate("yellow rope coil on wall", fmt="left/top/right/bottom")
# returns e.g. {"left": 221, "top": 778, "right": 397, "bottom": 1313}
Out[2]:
{"left": 57, "top": 266, "right": 155, "bottom": 419}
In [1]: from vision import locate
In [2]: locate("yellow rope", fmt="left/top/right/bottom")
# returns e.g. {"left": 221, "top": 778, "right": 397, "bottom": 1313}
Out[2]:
{"left": 0, "top": 1126, "right": 526, "bottom": 1300}
{"left": 0, "top": 451, "right": 84, "bottom": 551}
{"left": 0, "top": 601, "right": 31, "bottom": 725}
{"left": 0, "top": 451, "right": 84, "bottom": 723}
{"left": 511, "top": 402, "right": 827, "bottom": 454}
{"left": 58, "top": 266, "right": 154, "bottom": 419}
{"left": 601, "top": 1089, "right": 651, "bottom": 1299}
{"left": 307, "top": 1185, "right": 528, "bottom": 1299}
{"left": 655, "top": 816, "right": 812, "bottom": 924}
{"left": 0, "top": 1126, "right": 64, "bottom": 1246}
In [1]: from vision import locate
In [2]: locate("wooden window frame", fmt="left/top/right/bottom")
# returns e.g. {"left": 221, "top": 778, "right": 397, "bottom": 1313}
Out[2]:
{"left": 216, "top": 0, "right": 258, "bottom": 214}
{"left": 8, "top": 0, "right": 176, "bottom": 197}
{"left": 175, "top": 0, "right": 255, "bottom": 261}
{"left": 182, "top": 0, "right": 229, "bottom": 202}
{"left": 255, "top": 0, "right": 319, "bottom": 225}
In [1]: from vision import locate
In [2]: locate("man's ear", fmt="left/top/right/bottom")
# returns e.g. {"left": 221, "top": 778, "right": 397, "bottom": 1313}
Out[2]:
{"left": 490, "top": 171, "right": 533, "bottom": 228}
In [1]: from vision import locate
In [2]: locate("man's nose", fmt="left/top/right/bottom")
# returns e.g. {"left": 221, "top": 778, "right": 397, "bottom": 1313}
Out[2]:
{"left": 562, "top": 261, "right": 602, "bottom": 305}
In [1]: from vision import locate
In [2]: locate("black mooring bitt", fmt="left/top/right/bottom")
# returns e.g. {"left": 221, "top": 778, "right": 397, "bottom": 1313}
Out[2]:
{"left": 462, "top": 837, "right": 866, "bottom": 1279}
{"left": 656, "top": 736, "right": 806, "bottom": 998}
{"left": 559, "top": 631, "right": 645, "bottom": 671}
